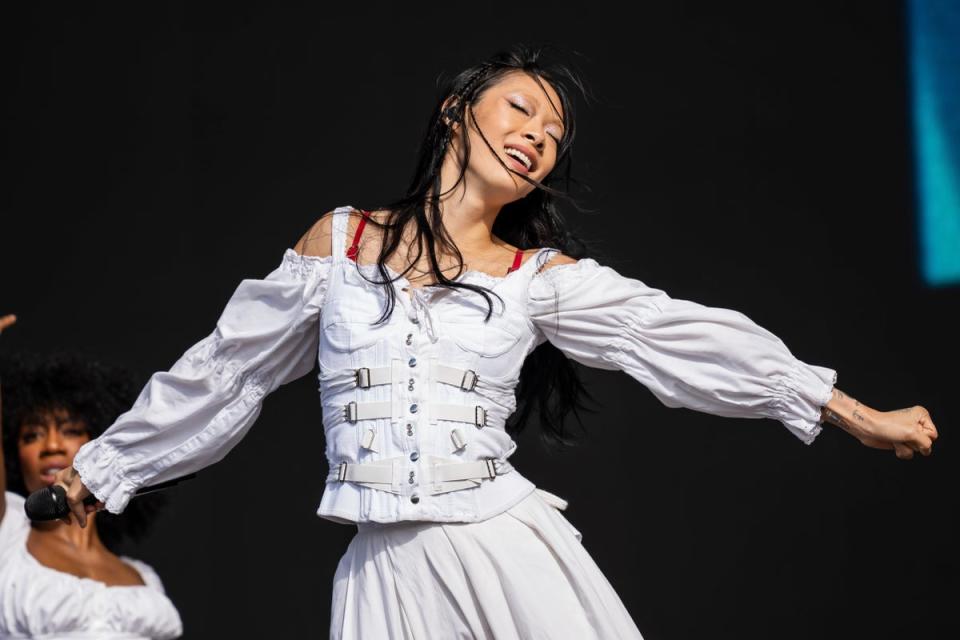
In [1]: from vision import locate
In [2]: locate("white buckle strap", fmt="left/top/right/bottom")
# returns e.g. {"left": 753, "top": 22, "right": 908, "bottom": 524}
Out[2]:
{"left": 431, "top": 402, "right": 487, "bottom": 427}
{"left": 354, "top": 366, "right": 392, "bottom": 388}
{"left": 430, "top": 457, "right": 512, "bottom": 482}
{"left": 335, "top": 460, "right": 392, "bottom": 484}
{"left": 424, "top": 456, "right": 513, "bottom": 495}
{"left": 432, "top": 363, "right": 479, "bottom": 391}
{"left": 327, "top": 456, "right": 513, "bottom": 497}
{"left": 343, "top": 400, "right": 392, "bottom": 423}
{"left": 328, "top": 456, "right": 404, "bottom": 494}
{"left": 343, "top": 400, "right": 485, "bottom": 427}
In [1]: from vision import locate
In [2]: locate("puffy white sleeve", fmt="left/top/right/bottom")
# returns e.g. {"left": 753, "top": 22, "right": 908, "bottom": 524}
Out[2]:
{"left": 527, "top": 258, "right": 837, "bottom": 445}
{"left": 73, "top": 249, "right": 333, "bottom": 513}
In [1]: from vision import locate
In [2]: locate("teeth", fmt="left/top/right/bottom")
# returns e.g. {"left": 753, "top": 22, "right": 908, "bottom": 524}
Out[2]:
{"left": 505, "top": 147, "right": 532, "bottom": 170}
{"left": 43, "top": 467, "right": 63, "bottom": 475}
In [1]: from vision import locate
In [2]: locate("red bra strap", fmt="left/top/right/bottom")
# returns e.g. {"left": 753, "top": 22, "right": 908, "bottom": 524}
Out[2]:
{"left": 506, "top": 248, "right": 524, "bottom": 273}
{"left": 346, "top": 209, "right": 371, "bottom": 261}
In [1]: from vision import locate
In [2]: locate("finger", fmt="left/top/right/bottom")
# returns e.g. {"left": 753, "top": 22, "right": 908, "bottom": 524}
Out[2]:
{"left": 913, "top": 434, "right": 933, "bottom": 455}
{"left": 65, "top": 486, "right": 88, "bottom": 528}
{"left": 894, "top": 443, "right": 914, "bottom": 460}
{"left": 69, "top": 499, "right": 87, "bottom": 528}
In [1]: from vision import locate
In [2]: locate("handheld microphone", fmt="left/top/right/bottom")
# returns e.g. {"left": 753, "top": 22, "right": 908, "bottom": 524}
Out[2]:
{"left": 24, "top": 474, "right": 196, "bottom": 521}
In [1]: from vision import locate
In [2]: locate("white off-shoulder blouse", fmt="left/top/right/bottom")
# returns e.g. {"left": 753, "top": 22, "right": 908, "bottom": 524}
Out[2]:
{"left": 73, "top": 205, "right": 836, "bottom": 523}
{"left": 0, "top": 492, "right": 183, "bottom": 639}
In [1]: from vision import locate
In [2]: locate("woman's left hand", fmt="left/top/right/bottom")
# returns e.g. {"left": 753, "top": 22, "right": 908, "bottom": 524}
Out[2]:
{"left": 859, "top": 405, "right": 939, "bottom": 459}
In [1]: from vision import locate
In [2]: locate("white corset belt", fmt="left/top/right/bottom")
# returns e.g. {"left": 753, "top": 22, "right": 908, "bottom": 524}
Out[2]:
{"left": 328, "top": 358, "right": 511, "bottom": 496}
{"left": 326, "top": 456, "right": 516, "bottom": 496}
{"left": 335, "top": 359, "right": 494, "bottom": 430}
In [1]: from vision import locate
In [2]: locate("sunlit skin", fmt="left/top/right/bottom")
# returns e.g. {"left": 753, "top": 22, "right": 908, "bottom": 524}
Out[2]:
{"left": 351, "top": 70, "right": 577, "bottom": 289}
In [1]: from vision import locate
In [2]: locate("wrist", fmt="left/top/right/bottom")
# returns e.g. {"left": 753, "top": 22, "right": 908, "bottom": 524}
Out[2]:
{"left": 820, "top": 387, "right": 876, "bottom": 439}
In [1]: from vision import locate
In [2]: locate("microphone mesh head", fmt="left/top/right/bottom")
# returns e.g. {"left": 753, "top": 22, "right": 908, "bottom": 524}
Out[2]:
{"left": 24, "top": 485, "right": 69, "bottom": 521}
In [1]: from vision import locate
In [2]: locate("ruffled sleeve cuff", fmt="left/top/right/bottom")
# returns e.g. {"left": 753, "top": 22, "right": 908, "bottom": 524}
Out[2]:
{"left": 773, "top": 362, "right": 838, "bottom": 445}
{"left": 72, "top": 438, "right": 140, "bottom": 514}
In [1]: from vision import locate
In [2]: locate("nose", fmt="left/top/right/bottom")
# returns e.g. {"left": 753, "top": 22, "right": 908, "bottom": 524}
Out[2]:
{"left": 523, "top": 129, "right": 545, "bottom": 151}
{"left": 41, "top": 428, "right": 65, "bottom": 455}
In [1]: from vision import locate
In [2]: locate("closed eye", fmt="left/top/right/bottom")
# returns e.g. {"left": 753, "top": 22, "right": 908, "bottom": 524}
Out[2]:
{"left": 509, "top": 102, "right": 528, "bottom": 115}
{"left": 511, "top": 102, "right": 562, "bottom": 144}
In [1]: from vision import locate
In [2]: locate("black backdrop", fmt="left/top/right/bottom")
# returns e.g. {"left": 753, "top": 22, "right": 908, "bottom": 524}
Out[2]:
{"left": 1, "top": 3, "right": 957, "bottom": 639}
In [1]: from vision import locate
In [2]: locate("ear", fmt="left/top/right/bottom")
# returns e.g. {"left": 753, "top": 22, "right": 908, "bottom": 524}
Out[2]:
{"left": 441, "top": 95, "right": 462, "bottom": 130}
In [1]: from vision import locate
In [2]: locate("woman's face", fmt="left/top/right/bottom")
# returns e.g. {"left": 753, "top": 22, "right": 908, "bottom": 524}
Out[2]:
{"left": 17, "top": 407, "right": 90, "bottom": 493}
{"left": 446, "top": 70, "right": 566, "bottom": 203}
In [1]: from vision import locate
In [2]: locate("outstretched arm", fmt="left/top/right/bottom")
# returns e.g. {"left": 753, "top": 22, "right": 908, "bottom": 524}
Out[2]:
{"left": 53, "top": 215, "right": 339, "bottom": 527}
{"left": 528, "top": 255, "right": 939, "bottom": 458}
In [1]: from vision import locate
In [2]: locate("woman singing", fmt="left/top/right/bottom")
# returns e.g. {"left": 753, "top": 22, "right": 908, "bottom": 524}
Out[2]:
{"left": 0, "top": 320, "right": 182, "bottom": 638}
{"left": 50, "top": 46, "right": 937, "bottom": 639}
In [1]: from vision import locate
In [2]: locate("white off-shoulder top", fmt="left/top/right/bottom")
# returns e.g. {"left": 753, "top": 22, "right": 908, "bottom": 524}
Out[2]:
{"left": 72, "top": 205, "right": 836, "bottom": 524}
{"left": 0, "top": 492, "right": 183, "bottom": 639}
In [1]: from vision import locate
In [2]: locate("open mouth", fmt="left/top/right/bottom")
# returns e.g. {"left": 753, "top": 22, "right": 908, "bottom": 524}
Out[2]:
{"left": 40, "top": 466, "right": 64, "bottom": 483}
{"left": 504, "top": 146, "right": 533, "bottom": 172}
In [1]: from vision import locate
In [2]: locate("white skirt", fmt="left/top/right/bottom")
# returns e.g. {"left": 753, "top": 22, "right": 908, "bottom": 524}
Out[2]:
{"left": 330, "top": 488, "right": 645, "bottom": 639}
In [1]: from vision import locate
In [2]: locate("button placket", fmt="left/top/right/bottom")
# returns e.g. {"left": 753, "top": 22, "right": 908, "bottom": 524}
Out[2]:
{"left": 401, "top": 323, "right": 421, "bottom": 485}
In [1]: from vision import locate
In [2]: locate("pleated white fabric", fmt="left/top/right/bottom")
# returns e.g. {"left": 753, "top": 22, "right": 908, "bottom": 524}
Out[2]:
{"left": 330, "top": 487, "right": 645, "bottom": 639}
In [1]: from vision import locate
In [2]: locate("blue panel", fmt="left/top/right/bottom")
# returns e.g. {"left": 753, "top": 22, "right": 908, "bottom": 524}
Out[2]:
{"left": 908, "top": 0, "right": 960, "bottom": 286}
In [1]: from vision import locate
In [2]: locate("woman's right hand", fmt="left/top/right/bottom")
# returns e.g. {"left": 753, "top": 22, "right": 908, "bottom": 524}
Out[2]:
{"left": 52, "top": 465, "right": 103, "bottom": 528}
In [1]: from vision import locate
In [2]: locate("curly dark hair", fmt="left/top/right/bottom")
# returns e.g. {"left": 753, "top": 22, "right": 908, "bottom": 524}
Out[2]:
{"left": 343, "top": 42, "right": 607, "bottom": 448}
{"left": 1, "top": 351, "right": 166, "bottom": 551}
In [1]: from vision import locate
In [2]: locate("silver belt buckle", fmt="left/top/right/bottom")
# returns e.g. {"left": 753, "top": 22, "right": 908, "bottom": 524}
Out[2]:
{"left": 460, "top": 369, "right": 478, "bottom": 391}
{"left": 484, "top": 458, "right": 497, "bottom": 479}
{"left": 343, "top": 401, "right": 358, "bottom": 423}
{"left": 474, "top": 405, "right": 486, "bottom": 428}
{"left": 355, "top": 367, "right": 371, "bottom": 388}
{"left": 337, "top": 461, "right": 348, "bottom": 482}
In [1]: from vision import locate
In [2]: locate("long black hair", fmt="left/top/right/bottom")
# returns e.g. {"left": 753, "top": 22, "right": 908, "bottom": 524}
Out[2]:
{"left": 1, "top": 351, "right": 165, "bottom": 551}
{"left": 343, "top": 43, "right": 607, "bottom": 447}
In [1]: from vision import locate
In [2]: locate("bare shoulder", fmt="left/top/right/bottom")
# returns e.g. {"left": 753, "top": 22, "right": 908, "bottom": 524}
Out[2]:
{"left": 293, "top": 210, "right": 336, "bottom": 258}
{"left": 294, "top": 207, "right": 390, "bottom": 259}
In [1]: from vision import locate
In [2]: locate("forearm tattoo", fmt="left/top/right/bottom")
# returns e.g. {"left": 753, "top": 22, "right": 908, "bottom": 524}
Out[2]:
{"left": 821, "top": 388, "right": 865, "bottom": 434}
